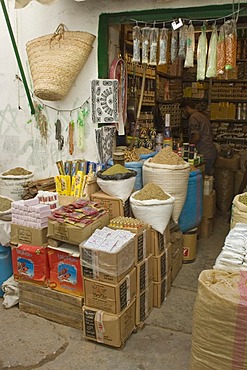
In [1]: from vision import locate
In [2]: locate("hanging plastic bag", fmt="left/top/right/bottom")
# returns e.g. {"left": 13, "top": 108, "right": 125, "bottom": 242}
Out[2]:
{"left": 170, "top": 30, "right": 178, "bottom": 64}
{"left": 184, "top": 23, "right": 195, "bottom": 68}
{"left": 197, "top": 25, "right": 208, "bottom": 81}
{"left": 217, "top": 24, "right": 226, "bottom": 75}
{"left": 132, "top": 25, "right": 141, "bottom": 63}
{"left": 206, "top": 25, "right": 218, "bottom": 78}
{"left": 149, "top": 27, "right": 159, "bottom": 66}
{"left": 159, "top": 27, "right": 169, "bottom": 65}
{"left": 224, "top": 19, "right": 237, "bottom": 70}
{"left": 178, "top": 25, "right": 188, "bottom": 59}
{"left": 141, "top": 27, "right": 150, "bottom": 64}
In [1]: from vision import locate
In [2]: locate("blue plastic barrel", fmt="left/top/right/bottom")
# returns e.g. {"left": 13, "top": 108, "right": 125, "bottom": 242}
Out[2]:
{"left": 0, "top": 245, "right": 13, "bottom": 297}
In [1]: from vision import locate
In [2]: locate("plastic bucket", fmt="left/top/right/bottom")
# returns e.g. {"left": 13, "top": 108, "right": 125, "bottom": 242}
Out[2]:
{"left": 0, "top": 245, "right": 13, "bottom": 297}
{"left": 183, "top": 228, "right": 197, "bottom": 263}
{"left": 0, "top": 173, "right": 33, "bottom": 200}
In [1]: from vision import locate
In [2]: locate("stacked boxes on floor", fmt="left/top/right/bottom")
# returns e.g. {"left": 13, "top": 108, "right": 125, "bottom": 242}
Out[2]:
{"left": 170, "top": 228, "right": 184, "bottom": 283}
{"left": 91, "top": 190, "right": 131, "bottom": 220}
{"left": 80, "top": 225, "right": 136, "bottom": 347}
{"left": 151, "top": 226, "right": 172, "bottom": 308}
{"left": 199, "top": 188, "right": 216, "bottom": 239}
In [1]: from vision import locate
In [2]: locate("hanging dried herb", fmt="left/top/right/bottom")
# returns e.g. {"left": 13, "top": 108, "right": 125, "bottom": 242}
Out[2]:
{"left": 33, "top": 101, "right": 48, "bottom": 142}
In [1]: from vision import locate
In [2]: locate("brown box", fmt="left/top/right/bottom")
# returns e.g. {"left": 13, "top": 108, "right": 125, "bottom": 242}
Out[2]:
{"left": 152, "top": 247, "right": 170, "bottom": 283}
{"left": 214, "top": 154, "right": 240, "bottom": 172}
{"left": 153, "top": 272, "right": 172, "bottom": 308}
{"left": 83, "top": 300, "right": 136, "bottom": 348}
{"left": 91, "top": 191, "right": 130, "bottom": 220}
{"left": 203, "top": 190, "right": 216, "bottom": 219}
{"left": 199, "top": 217, "right": 215, "bottom": 239}
{"left": 84, "top": 268, "right": 136, "bottom": 314}
{"left": 19, "top": 281, "right": 84, "bottom": 330}
{"left": 136, "top": 254, "right": 153, "bottom": 294}
{"left": 150, "top": 226, "right": 170, "bottom": 256}
{"left": 170, "top": 230, "right": 183, "bottom": 283}
{"left": 136, "top": 282, "right": 153, "bottom": 325}
{"left": 11, "top": 224, "right": 48, "bottom": 246}
{"left": 171, "top": 250, "right": 183, "bottom": 283}
{"left": 80, "top": 238, "right": 135, "bottom": 284}
{"left": 109, "top": 223, "right": 151, "bottom": 264}
{"left": 47, "top": 212, "right": 109, "bottom": 245}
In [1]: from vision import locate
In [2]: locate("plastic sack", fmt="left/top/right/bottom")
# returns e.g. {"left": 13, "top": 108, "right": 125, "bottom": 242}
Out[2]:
{"left": 217, "top": 24, "right": 225, "bottom": 75}
{"left": 125, "top": 161, "right": 143, "bottom": 191}
{"left": 149, "top": 27, "right": 159, "bottom": 66}
{"left": 178, "top": 170, "right": 203, "bottom": 233}
{"left": 224, "top": 19, "right": 237, "bottom": 70}
{"left": 230, "top": 192, "right": 247, "bottom": 229}
{"left": 184, "top": 24, "right": 195, "bottom": 68}
{"left": 170, "top": 30, "right": 178, "bottom": 64}
{"left": 143, "top": 158, "right": 190, "bottom": 223}
{"left": 132, "top": 25, "right": 141, "bottom": 63}
{"left": 159, "top": 27, "right": 168, "bottom": 65}
{"left": 0, "top": 220, "right": 11, "bottom": 246}
{"left": 197, "top": 26, "right": 208, "bottom": 81}
{"left": 178, "top": 25, "right": 188, "bottom": 59}
{"left": 206, "top": 25, "right": 218, "bottom": 78}
{"left": 190, "top": 269, "right": 247, "bottom": 370}
{"left": 130, "top": 190, "right": 175, "bottom": 234}
{"left": 97, "top": 176, "right": 136, "bottom": 202}
{"left": 97, "top": 168, "right": 137, "bottom": 181}
{"left": 141, "top": 27, "right": 150, "bottom": 64}
{"left": 2, "top": 275, "right": 19, "bottom": 308}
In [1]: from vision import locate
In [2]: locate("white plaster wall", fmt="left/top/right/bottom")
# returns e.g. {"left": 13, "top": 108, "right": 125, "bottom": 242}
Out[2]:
{"left": 0, "top": 0, "right": 245, "bottom": 179}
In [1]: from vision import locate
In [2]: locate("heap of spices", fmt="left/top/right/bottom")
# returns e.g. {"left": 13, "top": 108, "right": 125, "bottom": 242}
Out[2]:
{"left": 135, "top": 147, "right": 153, "bottom": 155}
{"left": 124, "top": 149, "right": 140, "bottom": 162}
{"left": 239, "top": 194, "right": 247, "bottom": 205}
{"left": 151, "top": 146, "right": 185, "bottom": 165}
{"left": 2, "top": 167, "right": 32, "bottom": 176}
{"left": 0, "top": 196, "right": 12, "bottom": 212}
{"left": 133, "top": 182, "right": 170, "bottom": 201}
{"left": 102, "top": 164, "right": 130, "bottom": 176}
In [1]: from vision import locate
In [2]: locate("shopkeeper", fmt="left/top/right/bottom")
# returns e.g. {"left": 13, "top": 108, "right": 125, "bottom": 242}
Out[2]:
{"left": 180, "top": 99, "right": 218, "bottom": 176}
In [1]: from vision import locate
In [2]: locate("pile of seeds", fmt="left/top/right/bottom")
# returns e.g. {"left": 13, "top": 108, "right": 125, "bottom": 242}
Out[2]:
{"left": 150, "top": 147, "right": 185, "bottom": 165}
{"left": 0, "top": 196, "right": 12, "bottom": 212}
{"left": 102, "top": 164, "right": 130, "bottom": 176}
{"left": 239, "top": 194, "right": 247, "bottom": 205}
{"left": 135, "top": 147, "right": 153, "bottom": 155}
{"left": 124, "top": 149, "right": 140, "bottom": 162}
{"left": 133, "top": 182, "right": 170, "bottom": 201}
{"left": 2, "top": 167, "right": 32, "bottom": 176}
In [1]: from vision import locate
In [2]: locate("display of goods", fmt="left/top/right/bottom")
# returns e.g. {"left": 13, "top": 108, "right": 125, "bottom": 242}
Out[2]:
{"left": 133, "top": 182, "right": 170, "bottom": 201}
{"left": 124, "top": 149, "right": 140, "bottom": 162}
{"left": 239, "top": 194, "right": 247, "bottom": 205}
{"left": 48, "top": 199, "right": 107, "bottom": 227}
{"left": 109, "top": 216, "right": 144, "bottom": 228}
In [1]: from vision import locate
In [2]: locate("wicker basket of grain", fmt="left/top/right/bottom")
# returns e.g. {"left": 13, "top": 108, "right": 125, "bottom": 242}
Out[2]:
{"left": 26, "top": 24, "right": 95, "bottom": 101}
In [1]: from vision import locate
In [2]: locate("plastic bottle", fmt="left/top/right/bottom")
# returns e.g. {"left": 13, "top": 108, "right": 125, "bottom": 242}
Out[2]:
{"left": 237, "top": 103, "right": 242, "bottom": 120}
{"left": 242, "top": 103, "right": 246, "bottom": 120}
{"left": 164, "top": 113, "right": 171, "bottom": 138}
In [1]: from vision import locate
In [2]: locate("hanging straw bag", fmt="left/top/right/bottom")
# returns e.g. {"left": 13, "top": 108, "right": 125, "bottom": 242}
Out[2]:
{"left": 26, "top": 24, "right": 95, "bottom": 101}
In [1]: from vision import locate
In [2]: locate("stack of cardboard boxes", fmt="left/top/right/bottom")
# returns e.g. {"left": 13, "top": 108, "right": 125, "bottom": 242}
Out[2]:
{"left": 199, "top": 176, "right": 216, "bottom": 239}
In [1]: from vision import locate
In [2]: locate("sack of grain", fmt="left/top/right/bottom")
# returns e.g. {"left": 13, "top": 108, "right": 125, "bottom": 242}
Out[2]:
{"left": 230, "top": 192, "right": 247, "bottom": 229}
{"left": 129, "top": 184, "right": 175, "bottom": 234}
{"left": 143, "top": 149, "right": 190, "bottom": 223}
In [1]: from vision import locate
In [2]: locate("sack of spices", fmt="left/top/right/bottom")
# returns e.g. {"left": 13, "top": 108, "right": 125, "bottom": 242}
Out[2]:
{"left": 230, "top": 192, "right": 247, "bottom": 229}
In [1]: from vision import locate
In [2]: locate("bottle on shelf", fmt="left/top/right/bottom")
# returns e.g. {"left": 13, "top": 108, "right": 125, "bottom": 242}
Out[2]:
{"left": 164, "top": 113, "right": 171, "bottom": 138}
{"left": 237, "top": 103, "right": 242, "bottom": 120}
{"left": 242, "top": 103, "right": 246, "bottom": 120}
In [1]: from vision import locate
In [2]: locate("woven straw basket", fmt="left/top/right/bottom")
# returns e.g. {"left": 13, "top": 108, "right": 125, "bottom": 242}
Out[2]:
{"left": 26, "top": 24, "right": 96, "bottom": 101}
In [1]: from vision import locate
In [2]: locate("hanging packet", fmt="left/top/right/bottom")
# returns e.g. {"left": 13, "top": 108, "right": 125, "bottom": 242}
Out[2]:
{"left": 178, "top": 25, "right": 188, "bottom": 59}
{"left": 159, "top": 27, "right": 169, "bottom": 65}
{"left": 224, "top": 19, "right": 237, "bottom": 70}
{"left": 184, "top": 24, "right": 195, "bottom": 68}
{"left": 132, "top": 25, "right": 141, "bottom": 63}
{"left": 217, "top": 24, "right": 226, "bottom": 75}
{"left": 170, "top": 30, "right": 178, "bottom": 64}
{"left": 206, "top": 25, "right": 218, "bottom": 78}
{"left": 149, "top": 27, "right": 159, "bottom": 65}
{"left": 141, "top": 27, "right": 150, "bottom": 64}
{"left": 197, "top": 25, "right": 208, "bottom": 81}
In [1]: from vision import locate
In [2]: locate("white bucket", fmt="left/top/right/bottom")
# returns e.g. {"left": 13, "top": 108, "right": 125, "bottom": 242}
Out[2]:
{"left": 0, "top": 173, "right": 33, "bottom": 200}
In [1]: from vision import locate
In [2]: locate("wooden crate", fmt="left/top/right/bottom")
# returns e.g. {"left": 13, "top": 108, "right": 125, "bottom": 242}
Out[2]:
{"left": 19, "top": 281, "right": 84, "bottom": 330}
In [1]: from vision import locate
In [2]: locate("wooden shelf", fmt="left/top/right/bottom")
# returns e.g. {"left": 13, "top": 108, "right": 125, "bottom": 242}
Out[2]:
{"left": 157, "top": 71, "right": 182, "bottom": 79}
{"left": 211, "top": 98, "right": 247, "bottom": 102}
{"left": 211, "top": 119, "right": 247, "bottom": 123}
{"left": 211, "top": 79, "right": 247, "bottom": 83}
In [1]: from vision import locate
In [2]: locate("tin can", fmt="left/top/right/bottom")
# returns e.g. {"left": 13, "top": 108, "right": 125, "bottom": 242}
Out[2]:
{"left": 189, "top": 144, "right": 195, "bottom": 152}
{"left": 156, "top": 133, "right": 164, "bottom": 144}
{"left": 163, "top": 138, "right": 173, "bottom": 148}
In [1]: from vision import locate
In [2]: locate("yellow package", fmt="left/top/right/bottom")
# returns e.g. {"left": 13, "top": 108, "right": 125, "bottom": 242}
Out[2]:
{"left": 54, "top": 175, "right": 71, "bottom": 196}
{"left": 71, "top": 171, "right": 84, "bottom": 197}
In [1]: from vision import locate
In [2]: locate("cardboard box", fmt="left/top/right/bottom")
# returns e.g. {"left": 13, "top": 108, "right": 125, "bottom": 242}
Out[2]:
{"left": 47, "top": 244, "right": 83, "bottom": 297}
{"left": 153, "top": 272, "right": 172, "bottom": 308}
{"left": 47, "top": 212, "right": 109, "bottom": 245}
{"left": 203, "top": 190, "right": 216, "bottom": 219}
{"left": 80, "top": 238, "right": 135, "bottom": 284}
{"left": 150, "top": 225, "right": 170, "bottom": 256}
{"left": 199, "top": 217, "right": 215, "bottom": 239}
{"left": 109, "top": 223, "right": 151, "bottom": 264}
{"left": 214, "top": 154, "right": 240, "bottom": 172}
{"left": 136, "top": 282, "right": 153, "bottom": 325}
{"left": 136, "top": 254, "right": 153, "bottom": 294}
{"left": 19, "top": 281, "right": 83, "bottom": 329}
{"left": 170, "top": 230, "right": 183, "bottom": 282}
{"left": 84, "top": 268, "right": 136, "bottom": 314}
{"left": 58, "top": 180, "right": 100, "bottom": 206}
{"left": 171, "top": 250, "right": 183, "bottom": 283}
{"left": 153, "top": 248, "right": 170, "bottom": 283}
{"left": 12, "top": 244, "right": 49, "bottom": 285}
{"left": 91, "top": 191, "right": 130, "bottom": 220}
{"left": 83, "top": 300, "right": 136, "bottom": 347}
{"left": 11, "top": 224, "right": 48, "bottom": 246}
